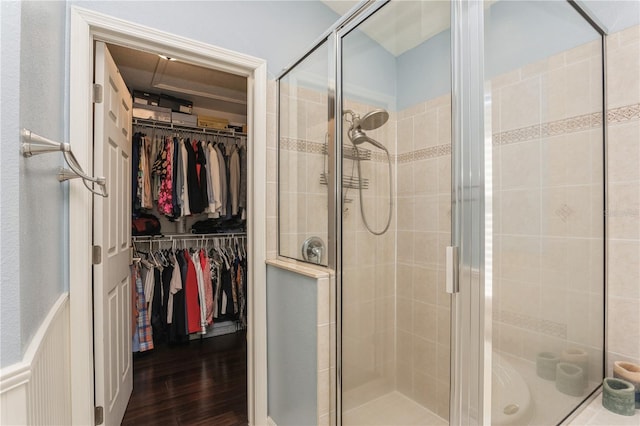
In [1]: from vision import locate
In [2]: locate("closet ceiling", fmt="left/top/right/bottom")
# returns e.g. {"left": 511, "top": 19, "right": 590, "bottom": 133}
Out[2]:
{"left": 107, "top": 43, "right": 247, "bottom": 116}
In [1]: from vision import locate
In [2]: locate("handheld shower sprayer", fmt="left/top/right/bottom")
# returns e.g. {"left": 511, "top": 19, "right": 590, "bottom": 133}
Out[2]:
{"left": 343, "top": 108, "right": 390, "bottom": 151}
{"left": 342, "top": 108, "right": 393, "bottom": 235}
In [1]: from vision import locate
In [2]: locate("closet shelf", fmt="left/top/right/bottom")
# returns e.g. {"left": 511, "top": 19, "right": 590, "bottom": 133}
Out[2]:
{"left": 133, "top": 118, "right": 247, "bottom": 138}
{"left": 132, "top": 232, "right": 246, "bottom": 242}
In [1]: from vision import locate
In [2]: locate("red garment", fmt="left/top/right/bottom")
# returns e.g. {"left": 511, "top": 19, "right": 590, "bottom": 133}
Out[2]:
{"left": 184, "top": 250, "right": 201, "bottom": 334}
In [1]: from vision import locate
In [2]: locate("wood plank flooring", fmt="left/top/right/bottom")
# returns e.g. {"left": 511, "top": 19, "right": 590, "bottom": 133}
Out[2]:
{"left": 122, "top": 331, "right": 248, "bottom": 426}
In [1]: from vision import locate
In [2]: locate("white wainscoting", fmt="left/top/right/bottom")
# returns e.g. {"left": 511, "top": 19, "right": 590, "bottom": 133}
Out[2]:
{"left": 0, "top": 293, "right": 71, "bottom": 425}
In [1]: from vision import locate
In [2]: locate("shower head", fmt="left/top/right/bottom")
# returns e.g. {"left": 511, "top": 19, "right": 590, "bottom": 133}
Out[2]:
{"left": 358, "top": 108, "right": 389, "bottom": 131}
{"left": 344, "top": 108, "right": 390, "bottom": 151}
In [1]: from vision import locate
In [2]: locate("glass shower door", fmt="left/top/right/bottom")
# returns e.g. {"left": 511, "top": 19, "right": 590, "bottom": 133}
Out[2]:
{"left": 338, "top": 1, "right": 453, "bottom": 424}
{"left": 484, "top": 1, "right": 605, "bottom": 424}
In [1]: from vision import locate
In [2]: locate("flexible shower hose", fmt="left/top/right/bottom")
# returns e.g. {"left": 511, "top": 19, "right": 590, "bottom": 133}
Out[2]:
{"left": 353, "top": 145, "right": 393, "bottom": 235}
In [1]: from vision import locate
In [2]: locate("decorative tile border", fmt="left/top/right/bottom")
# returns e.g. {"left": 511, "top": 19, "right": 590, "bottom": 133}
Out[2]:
{"left": 397, "top": 144, "right": 451, "bottom": 163}
{"left": 495, "top": 310, "right": 567, "bottom": 339}
{"left": 493, "top": 112, "right": 603, "bottom": 146}
{"left": 280, "top": 103, "right": 639, "bottom": 162}
{"left": 608, "top": 103, "right": 640, "bottom": 124}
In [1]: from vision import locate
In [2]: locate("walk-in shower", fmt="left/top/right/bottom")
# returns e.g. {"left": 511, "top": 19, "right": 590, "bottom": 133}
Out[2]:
{"left": 277, "top": 0, "right": 605, "bottom": 424}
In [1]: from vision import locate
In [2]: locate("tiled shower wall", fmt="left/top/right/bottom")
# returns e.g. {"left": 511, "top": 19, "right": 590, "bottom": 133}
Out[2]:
{"left": 489, "top": 23, "right": 640, "bottom": 380}
{"left": 489, "top": 36, "right": 605, "bottom": 381}
{"left": 605, "top": 24, "right": 640, "bottom": 371}
{"left": 277, "top": 83, "right": 329, "bottom": 262}
{"left": 395, "top": 94, "right": 452, "bottom": 420}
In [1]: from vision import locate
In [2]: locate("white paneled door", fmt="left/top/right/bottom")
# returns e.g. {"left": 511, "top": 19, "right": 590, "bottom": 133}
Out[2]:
{"left": 93, "top": 41, "right": 133, "bottom": 426}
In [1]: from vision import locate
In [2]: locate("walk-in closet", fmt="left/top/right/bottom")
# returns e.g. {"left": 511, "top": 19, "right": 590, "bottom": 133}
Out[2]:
{"left": 103, "top": 42, "right": 250, "bottom": 424}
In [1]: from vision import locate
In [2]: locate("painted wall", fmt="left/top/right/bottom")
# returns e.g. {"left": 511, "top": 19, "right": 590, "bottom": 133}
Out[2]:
{"left": 0, "top": 0, "right": 24, "bottom": 368}
{"left": 266, "top": 265, "right": 317, "bottom": 426}
{"left": 0, "top": 0, "right": 68, "bottom": 368}
{"left": 71, "top": 0, "right": 340, "bottom": 78}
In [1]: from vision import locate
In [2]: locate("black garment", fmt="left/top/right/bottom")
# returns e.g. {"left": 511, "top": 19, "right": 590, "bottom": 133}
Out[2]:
{"left": 219, "top": 265, "right": 236, "bottom": 321}
{"left": 132, "top": 133, "right": 142, "bottom": 213}
{"left": 184, "top": 138, "right": 205, "bottom": 214}
{"left": 171, "top": 137, "right": 181, "bottom": 218}
{"left": 191, "top": 217, "right": 246, "bottom": 234}
{"left": 150, "top": 269, "right": 167, "bottom": 345}
{"left": 239, "top": 145, "right": 247, "bottom": 210}
{"left": 196, "top": 141, "right": 209, "bottom": 211}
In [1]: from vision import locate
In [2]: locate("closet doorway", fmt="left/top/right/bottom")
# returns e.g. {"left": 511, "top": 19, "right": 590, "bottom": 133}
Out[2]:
{"left": 68, "top": 8, "right": 268, "bottom": 426}
{"left": 112, "top": 41, "right": 250, "bottom": 425}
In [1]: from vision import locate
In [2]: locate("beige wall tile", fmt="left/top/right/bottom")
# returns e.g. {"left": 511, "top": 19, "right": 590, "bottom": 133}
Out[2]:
{"left": 397, "top": 116, "right": 414, "bottom": 154}
{"left": 540, "top": 132, "right": 594, "bottom": 187}
{"left": 608, "top": 182, "right": 640, "bottom": 240}
{"left": 413, "top": 266, "right": 438, "bottom": 304}
{"left": 397, "top": 196, "right": 415, "bottom": 231}
{"left": 412, "top": 300, "right": 437, "bottom": 342}
{"left": 500, "top": 141, "right": 541, "bottom": 190}
{"left": 414, "top": 195, "right": 439, "bottom": 233}
{"left": 500, "top": 76, "right": 541, "bottom": 130}
{"left": 608, "top": 296, "right": 640, "bottom": 361}
{"left": 412, "top": 335, "right": 437, "bottom": 378}
{"left": 413, "top": 159, "right": 439, "bottom": 195}
{"left": 607, "top": 122, "right": 640, "bottom": 183}
{"left": 413, "top": 109, "right": 438, "bottom": 150}
{"left": 607, "top": 39, "right": 640, "bottom": 108}
{"left": 608, "top": 239, "right": 640, "bottom": 299}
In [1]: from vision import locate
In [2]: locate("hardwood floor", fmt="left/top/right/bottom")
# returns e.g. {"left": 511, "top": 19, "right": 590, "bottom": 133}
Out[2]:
{"left": 122, "top": 331, "right": 248, "bottom": 426}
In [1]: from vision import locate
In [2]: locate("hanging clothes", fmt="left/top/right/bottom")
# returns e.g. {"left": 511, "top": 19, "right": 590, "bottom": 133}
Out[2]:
{"left": 239, "top": 142, "right": 247, "bottom": 213}
{"left": 171, "top": 137, "right": 182, "bottom": 218}
{"left": 132, "top": 264, "right": 154, "bottom": 352}
{"left": 169, "top": 250, "right": 189, "bottom": 345}
{"left": 178, "top": 138, "right": 191, "bottom": 217}
{"left": 229, "top": 147, "right": 240, "bottom": 216}
{"left": 157, "top": 137, "right": 174, "bottom": 216}
{"left": 201, "top": 250, "right": 215, "bottom": 326}
{"left": 184, "top": 249, "right": 202, "bottom": 334}
{"left": 207, "top": 143, "right": 222, "bottom": 216}
{"left": 215, "top": 144, "right": 227, "bottom": 217}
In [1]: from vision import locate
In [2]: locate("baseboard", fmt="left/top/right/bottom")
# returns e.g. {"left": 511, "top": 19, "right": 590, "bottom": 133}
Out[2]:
{"left": 267, "top": 416, "right": 278, "bottom": 426}
{"left": 0, "top": 293, "right": 71, "bottom": 425}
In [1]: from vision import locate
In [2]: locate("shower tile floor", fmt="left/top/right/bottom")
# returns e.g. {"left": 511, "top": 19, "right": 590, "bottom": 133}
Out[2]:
{"left": 343, "top": 391, "right": 447, "bottom": 426}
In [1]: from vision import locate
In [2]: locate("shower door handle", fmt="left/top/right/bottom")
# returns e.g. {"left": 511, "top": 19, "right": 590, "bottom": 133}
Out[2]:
{"left": 446, "top": 246, "right": 459, "bottom": 294}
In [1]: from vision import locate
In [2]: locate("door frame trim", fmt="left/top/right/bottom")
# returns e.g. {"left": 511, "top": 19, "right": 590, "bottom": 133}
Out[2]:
{"left": 69, "top": 7, "right": 268, "bottom": 425}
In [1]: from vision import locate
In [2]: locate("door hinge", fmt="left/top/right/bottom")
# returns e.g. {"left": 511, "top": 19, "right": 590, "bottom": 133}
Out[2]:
{"left": 446, "top": 246, "right": 459, "bottom": 294}
{"left": 94, "top": 406, "right": 104, "bottom": 425}
{"left": 93, "top": 83, "right": 103, "bottom": 103}
{"left": 92, "top": 245, "right": 102, "bottom": 265}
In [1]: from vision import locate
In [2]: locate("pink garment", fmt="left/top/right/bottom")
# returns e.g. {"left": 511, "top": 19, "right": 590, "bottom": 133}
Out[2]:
{"left": 200, "top": 250, "right": 214, "bottom": 326}
{"left": 157, "top": 138, "right": 173, "bottom": 215}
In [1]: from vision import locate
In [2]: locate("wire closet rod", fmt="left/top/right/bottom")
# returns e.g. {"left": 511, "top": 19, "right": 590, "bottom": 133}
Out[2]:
{"left": 133, "top": 118, "right": 247, "bottom": 139}
{"left": 131, "top": 232, "right": 246, "bottom": 242}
